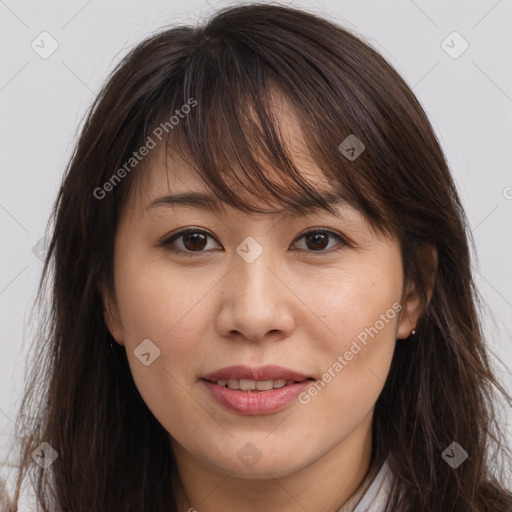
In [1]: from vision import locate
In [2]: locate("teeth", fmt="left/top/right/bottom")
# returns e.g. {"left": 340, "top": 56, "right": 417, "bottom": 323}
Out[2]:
{"left": 215, "top": 378, "right": 295, "bottom": 391}
{"left": 240, "top": 379, "right": 256, "bottom": 390}
{"left": 227, "top": 379, "right": 239, "bottom": 390}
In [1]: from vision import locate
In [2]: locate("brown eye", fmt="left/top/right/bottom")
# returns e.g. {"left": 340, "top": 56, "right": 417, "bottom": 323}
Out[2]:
{"left": 182, "top": 232, "right": 208, "bottom": 251}
{"left": 292, "top": 229, "right": 348, "bottom": 253}
{"left": 305, "top": 232, "right": 329, "bottom": 250}
{"left": 162, "top": 228, "right": 221, "bottom": 254}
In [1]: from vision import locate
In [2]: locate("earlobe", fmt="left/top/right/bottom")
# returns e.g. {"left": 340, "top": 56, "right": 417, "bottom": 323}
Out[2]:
{"left": 396, "top": 282, "right": 422, "bottom": 339}
{"left": 397, "top": 243, "right": 438, "bottom": 340}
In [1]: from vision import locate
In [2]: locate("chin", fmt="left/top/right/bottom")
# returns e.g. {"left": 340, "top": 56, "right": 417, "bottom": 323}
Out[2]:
{"left": 204, "top": 446, "right": 309, "bottom": 480}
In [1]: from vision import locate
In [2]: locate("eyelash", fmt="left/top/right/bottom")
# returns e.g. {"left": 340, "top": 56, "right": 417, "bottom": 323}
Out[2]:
{"left": 160, "top": 227, "right": 350, "bottom": 256}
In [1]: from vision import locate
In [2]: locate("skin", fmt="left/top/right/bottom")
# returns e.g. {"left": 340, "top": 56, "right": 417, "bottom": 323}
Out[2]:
{"left": 102, "top": 103, "right": 428, "bottom": 512}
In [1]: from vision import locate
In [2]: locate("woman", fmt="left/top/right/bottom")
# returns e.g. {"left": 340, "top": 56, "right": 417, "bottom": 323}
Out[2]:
{"left": 4, "top": 3, "right": 511, "bottom": 511}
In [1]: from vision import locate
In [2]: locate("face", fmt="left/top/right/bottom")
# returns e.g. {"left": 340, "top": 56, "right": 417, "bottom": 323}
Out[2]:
{"left": 102, "top": 106, "right": 421, "bottom": 485}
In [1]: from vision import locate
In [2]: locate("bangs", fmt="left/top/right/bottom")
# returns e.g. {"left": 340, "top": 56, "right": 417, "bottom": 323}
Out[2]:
{"left": 125, "top": 15, "right": 399, "bottom": 237}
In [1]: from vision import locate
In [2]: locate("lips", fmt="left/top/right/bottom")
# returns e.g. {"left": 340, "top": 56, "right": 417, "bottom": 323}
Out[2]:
{"left": 202, "top": 379, "right": 315, "bottom": 414}
{"left": 201, "top": 365, "right": 316, "bottom": 414}
{"left": 202, "top": 365, "right": 313, "bottom": 383}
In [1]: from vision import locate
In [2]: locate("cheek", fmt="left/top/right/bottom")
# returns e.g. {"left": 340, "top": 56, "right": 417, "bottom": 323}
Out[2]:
{"left": 112, "top": 256, "right": 223, "bottom": 416}
{"left": 297, "top": 256, "right": 403, "bottom": 355}
{"left": 112, "top": 261, "right": 210, "bottom": 425}
{"left": 295, "top": 255, "right": 402, "bottom": 412}
{"left": 114, "top": 256, "right": 209, "bottom": 345}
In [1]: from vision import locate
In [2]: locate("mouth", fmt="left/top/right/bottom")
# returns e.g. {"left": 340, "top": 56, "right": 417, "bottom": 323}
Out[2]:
{"left": 201, "top": 376, "right": 316, "bottom": 415}
{"left": 200, "top": 365, "right": 316, "bottom": 414}
{"left": 201, "top": 377, "right": 315, "bottom": 392}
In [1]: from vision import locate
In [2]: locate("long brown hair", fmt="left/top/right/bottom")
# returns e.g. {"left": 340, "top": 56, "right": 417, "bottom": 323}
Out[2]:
{"left": 5, "top": 3, "right": 512, "bottom": 511}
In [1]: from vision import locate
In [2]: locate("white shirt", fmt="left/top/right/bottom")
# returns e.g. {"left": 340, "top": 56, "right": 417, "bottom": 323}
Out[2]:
{"left": 338, "top": 459, "right": 392, "bottom": 512}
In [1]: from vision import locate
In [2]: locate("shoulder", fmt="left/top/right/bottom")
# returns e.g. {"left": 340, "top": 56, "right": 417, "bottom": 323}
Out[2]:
{"left": 350, "top": 461, "right": 512, "bottom": 512}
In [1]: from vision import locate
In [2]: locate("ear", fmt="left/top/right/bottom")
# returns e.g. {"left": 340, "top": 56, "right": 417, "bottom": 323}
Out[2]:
{"left": 99, "top": 278, "right": 125, "bottom": 345}
{"left": 396, "top": 244, "right": 438, "bottom": 340}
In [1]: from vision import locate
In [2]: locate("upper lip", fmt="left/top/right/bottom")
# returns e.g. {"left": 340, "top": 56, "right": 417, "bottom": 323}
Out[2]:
{"left": 202, "top": 365, "right": 313, "bottom": 382}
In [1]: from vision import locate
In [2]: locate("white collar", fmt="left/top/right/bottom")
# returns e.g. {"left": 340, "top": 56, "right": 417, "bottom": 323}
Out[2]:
{"left": 337, "top": 459, "right": 392, "bottom": 512}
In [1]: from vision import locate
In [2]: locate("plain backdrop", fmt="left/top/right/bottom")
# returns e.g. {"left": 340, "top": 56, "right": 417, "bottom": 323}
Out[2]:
{"left": 1, "top": 0, "right": 511, "bottom": 472}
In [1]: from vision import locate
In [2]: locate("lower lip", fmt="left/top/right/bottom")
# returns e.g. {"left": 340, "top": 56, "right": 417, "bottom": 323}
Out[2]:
{"left": 201, "top": 379, "right": 314, "bottom": 415}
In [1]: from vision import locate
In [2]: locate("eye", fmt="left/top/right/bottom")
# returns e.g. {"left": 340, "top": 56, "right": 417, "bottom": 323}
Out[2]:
{"left": 161, "top": 228, "right": 221, "bottom": 254}
{"left": 160, "top": 227, "right": 349, "bottom": 255}
{"left": 291, "top": 229, "right": 349, "bottom": 254}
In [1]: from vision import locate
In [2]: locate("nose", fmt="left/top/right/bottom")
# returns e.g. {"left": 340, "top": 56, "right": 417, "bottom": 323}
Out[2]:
{"left": 215, "top": 246, "right": 296, "bottom": 342}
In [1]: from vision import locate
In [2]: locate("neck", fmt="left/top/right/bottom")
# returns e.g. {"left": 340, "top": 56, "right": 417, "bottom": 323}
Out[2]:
{"left": 171, "top": 411, "right": 374, "bottom": 512}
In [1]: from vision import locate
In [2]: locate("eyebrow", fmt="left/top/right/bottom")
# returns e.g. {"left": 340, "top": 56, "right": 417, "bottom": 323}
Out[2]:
{"left": 147, "top": 191, "right": 347, "bottom": 217}
{"left": 148, "top": 192, "right": 225, "bottom": 215}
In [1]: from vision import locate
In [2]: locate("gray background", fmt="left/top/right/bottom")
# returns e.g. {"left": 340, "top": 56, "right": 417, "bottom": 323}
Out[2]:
{"left": 1, "top": 0, "right": 511, "bottom": 472}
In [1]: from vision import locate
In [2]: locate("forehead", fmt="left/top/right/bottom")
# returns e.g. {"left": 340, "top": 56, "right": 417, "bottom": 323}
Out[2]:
{"left": 146, "top": 148, "right": 331, "bottom": 204}
{"left": 136, "top": 165, "right": 350, "bottom": 236}
{"left": 122, "top": 92, "right": 353, "bottom": 222}
{"left": 132, "top": 123, "right": 338, "bottom": 219}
